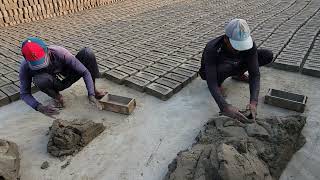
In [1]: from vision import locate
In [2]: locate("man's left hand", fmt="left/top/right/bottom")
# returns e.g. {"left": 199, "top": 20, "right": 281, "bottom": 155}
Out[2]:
{"left": 246, "top": 102, "right": 257, "bottom": 121}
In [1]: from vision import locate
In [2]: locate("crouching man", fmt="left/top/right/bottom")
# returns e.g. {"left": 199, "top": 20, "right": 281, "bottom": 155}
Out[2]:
{"left": 199, "top": 19, "right": 274, "bottom": 122}
{"left": 19, "top": 37, "right": 106, "bottom": 116}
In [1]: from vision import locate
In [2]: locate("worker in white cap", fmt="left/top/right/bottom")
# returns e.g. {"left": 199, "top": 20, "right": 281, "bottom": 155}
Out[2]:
{"left": 199, "top": 18, "right": 274, "bottom": 122}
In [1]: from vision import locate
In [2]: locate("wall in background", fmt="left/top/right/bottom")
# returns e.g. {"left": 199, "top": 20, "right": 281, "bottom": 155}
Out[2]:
{"left": 0, "top": 0, "right": 123, "bottom": 27}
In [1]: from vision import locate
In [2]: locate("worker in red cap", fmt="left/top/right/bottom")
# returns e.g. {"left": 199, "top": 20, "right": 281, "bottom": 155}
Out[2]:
{"left": 199, "top": 19, "right": 274, "bottom": 122}
{"left": 19, "top": 37, "right": 106, "bottom": 116}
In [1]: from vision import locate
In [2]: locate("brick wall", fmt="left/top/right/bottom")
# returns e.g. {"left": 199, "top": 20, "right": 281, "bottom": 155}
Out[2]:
{"left": 0, "top": 0, "right": 123, "bottom": 27}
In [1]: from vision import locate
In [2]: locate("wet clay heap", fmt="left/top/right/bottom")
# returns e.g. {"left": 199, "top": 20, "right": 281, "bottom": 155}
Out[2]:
{"left": 164, "top": 115, "right": 306, "bottom": 180}
{"left": 0, "top": 140, "right": 20, "bottom": 180}
{"left": 47, "top": 119, "right": 106, "bottom": 157}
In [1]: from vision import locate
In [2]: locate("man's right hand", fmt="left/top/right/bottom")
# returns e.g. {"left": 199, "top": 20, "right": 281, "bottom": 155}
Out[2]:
{"left": 37, "top": 104, "right": 60, "bottom": 116}
{"left": 221, "top": 105, "right": 249, "bottom": 123}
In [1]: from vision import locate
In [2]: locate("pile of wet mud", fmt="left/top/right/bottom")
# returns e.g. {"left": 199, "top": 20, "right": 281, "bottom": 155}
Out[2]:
{"left": 47, "top": 119, "right": 105, "bottom": 157}
{"left": 164, "top": 115, "right": 306, "bottom": 180}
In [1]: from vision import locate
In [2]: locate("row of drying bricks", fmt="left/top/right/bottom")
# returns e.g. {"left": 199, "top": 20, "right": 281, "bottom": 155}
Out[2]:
{"left": 98, "top": 55, "right": 200, "bottom": 100}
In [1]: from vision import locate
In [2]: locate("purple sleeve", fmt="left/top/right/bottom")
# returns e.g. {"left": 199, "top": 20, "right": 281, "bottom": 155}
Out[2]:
{"left": 19, "top": 61, "right": 41, "bottom": 110}
{"left": 58, "top": 48, "right": 95, "bottom": 96}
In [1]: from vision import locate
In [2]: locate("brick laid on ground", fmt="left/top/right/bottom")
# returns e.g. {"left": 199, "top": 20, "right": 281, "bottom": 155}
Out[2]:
{"left": 0, "top": 90, "right": 10, "bottom": 107}
{"left": 144, "top": 67, "right": 167, "bottom": 76}
{"left": 158, "top": 58, "right": 182, "bottom": 67}
{"left": 146, "top": 82, "right": 174, "bottom": 100}
{"left": 0, "top": 84, "right": 20, "bottom": 101}
{"left": 98, "top": 60, "right": 119, "bottom": 69}
{"left": 124, "top": 76, "right": 151, "bottom": 92}
{"left": 272, "top": 57, "right": 301, "bottom": 72}
{"left": 135, "top": 71, "right": 159, "bottom": 82}
{"left": 98, "top": 64, "right": 110, "bottom": 76}
{"left": 133, "top": 58, "right": 155, "bottom": 66}
{"left": 0, "top": 77, "right": 12, "bottom": 87}
{"left": 116, "top": 65, "right": 138, "bottom": 75}
{"left": 115, "top": 52, "right": 136, "bottom": 62}
{"left": 107, "top": 56, "right": 128, "bottom": 65}
{"left": 4, "top": 71, "right": 20, "bottom": 83}
{"left": 155, "top": 77, "right": 183, "bottom": 93}
{"left": 164, "top": 72, "right": 191, "bottom": 86}
{"left": 302, "top": 62, "right": 320, "bottom": 77}
{"left": 125, "top": 62, "right": 147, "bottom": 70}
{"left": 172, "top": 67, "right": 198, "bottom": 80}
{"left": 151, "top": 63, "right": 175, "bottom": 71}
{"left": 164, "top": 55, "right": 188, "bottom": 63}
{"left": 105, "top": 69, "right": 129, "bottom": 84}
{"left": 179, "top": 63, "right": 200, "bottom": 72}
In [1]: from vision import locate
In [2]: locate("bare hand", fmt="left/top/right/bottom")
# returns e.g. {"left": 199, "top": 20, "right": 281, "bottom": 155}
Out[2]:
{"left": 37, "top": 104, "right": 60, "bottom": 116}
{"left": 221, "top": 105, "right": 249, "bottom": 123}
{"left": 89, "top": 95, "right": 103, "bottom": 110}
{"left": 246, "top": 103, "right": 257, "bottom": 122}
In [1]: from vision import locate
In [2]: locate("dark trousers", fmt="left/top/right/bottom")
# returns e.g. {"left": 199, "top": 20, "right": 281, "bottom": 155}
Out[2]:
{"left": 33, "top": 47, "right": 99, "bottom": 99}
{"left": 199, "top": 49, "right": 273, "bottom": 86}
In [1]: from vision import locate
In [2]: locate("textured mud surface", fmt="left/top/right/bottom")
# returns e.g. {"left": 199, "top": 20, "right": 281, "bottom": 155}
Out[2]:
{"left": 0, "top": 139, "right": 20, "bottom": 180}
{"left": 47, "top": 119, "right": 106, "bottom": 157}
{"left": 164, "top": 115, "right": 306, "bottom": 180}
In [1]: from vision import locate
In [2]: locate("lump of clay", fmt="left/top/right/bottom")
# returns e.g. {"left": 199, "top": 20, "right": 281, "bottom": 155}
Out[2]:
{"left": 164, "top": 115, "right": 306, "bottom": 180}
{"left": 47, "top": 119, "right": 106, "bottom": 157}
{"left": 0, "top": 140, "right": 20, "bottom": 180}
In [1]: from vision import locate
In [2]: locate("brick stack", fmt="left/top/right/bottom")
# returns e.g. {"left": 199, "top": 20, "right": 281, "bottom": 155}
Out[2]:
{"left": 0, "top": 0, "right": 124, "bottom": 27}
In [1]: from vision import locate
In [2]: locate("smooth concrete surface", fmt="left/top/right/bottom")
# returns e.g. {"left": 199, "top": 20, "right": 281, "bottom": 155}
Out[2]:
{"left": 0, "top": 67, "right": 319, "bottom": 180}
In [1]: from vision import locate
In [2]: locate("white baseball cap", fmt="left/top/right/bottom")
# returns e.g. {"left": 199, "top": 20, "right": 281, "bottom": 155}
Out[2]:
{"left": 225, "top": 19, "right": 253, "bottom": 51}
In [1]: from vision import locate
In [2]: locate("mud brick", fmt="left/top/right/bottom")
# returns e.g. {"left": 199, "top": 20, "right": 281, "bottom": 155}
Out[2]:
{"left": 115, "top": 53, "right": 136, "bottom": 62}
{"left": 0, "top": 65, "right": 15, "bottom": 75}
{"left": 302, "top": 62, "right": 320, "bottom": 77}
{"left": 116, "top": 65, "right": 138, "bottom": 75}
{"left": 125, "top": 62, "right": 147, "bottom": 70}
{"left": 185, "top": 60, "right": 201, "bottom": 66}
{"left": 0, "top": 84, "right": 20, "bottom": 102}
{"left": 144, "top": 67, "right": 167, "bottom": 76}
{"left": 124, "top": 76, "right": 150, "bottom": 92}
{"left": 164, "top": 72, "right": 191, "bottom": 86}
{"left": 107, "top": 56, "right": 128, "bottom": 65}
{"left": 165, "top": 55, "right": 188, "bottom": 63}
{"left": 99, "top": 60, "right": 118, "bottom": 69}
{"left": 158, "top": 58, "right": 182, "bottom": 67}
{"left": 172, "top": 67, "right": 198, "bottom": 80}
{"left": 155, "top": 77, "right": 182, "bottom": 93}
{"left": 0, "top": 90, "right": 10, "bottom": 107}
{"left": 146, "top": 82, "right": 173, "bottom": 100}
{"left": 151, "top": 63, "right": 175, "bottom": 71}
{"left": 172, "top": 51, "right": 194, "bottom": 59}
{"left": 135, "top": 71, "right": 159, "bottom": 82}
{"left": 4, "top": 71, "right": 20, "bottom": 83}
{"left": 0, "top": 77, "right": 11, "bottom": 87}
{"left": 105, "top": 69, "right": 129, "bottom": 84}
{"left": 272, "top": 57, "right": 301, "bottom": 72}
{"left": 98, "top": 64, "right": 110, "bottom": 76}
{"left": 141, "top": 54, "right": 161, "bottom": 62}
{"left": 179, "top": 63, "right": 200, "bottom": 72}
{"left": 149, "top": 51, "right": 168, "bottom": 58}
{"left": 133, "top": 58, "right": 154, "bottom": 66}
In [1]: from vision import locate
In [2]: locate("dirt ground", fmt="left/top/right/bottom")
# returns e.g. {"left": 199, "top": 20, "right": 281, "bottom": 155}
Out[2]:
{"left": 0, "top": 67, "right": 319, "bottom": 180}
